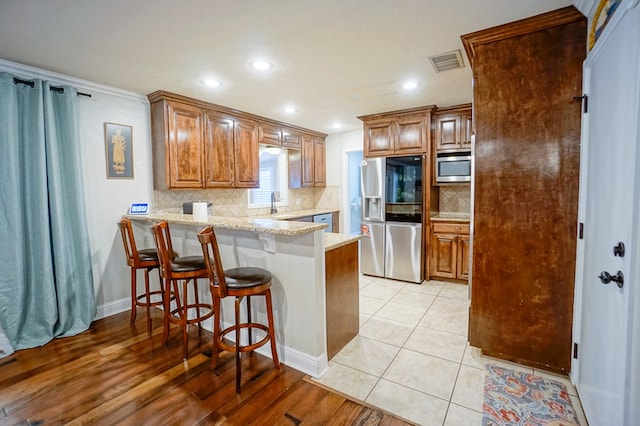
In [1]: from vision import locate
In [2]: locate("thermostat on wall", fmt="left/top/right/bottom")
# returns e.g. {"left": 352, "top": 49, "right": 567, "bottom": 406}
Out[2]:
{"left": 129, "top": 203, "right": 149, "bottom": 215}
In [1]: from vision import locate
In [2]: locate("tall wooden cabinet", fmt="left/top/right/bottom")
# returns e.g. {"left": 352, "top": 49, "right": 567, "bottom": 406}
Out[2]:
{"left": 461, "top": 6, "right": 586, "bottom": 373}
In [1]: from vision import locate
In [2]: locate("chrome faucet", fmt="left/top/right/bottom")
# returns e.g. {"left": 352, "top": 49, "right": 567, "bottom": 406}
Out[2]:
{"left": 270, "top": 191, "right": 278, "bottom": 214}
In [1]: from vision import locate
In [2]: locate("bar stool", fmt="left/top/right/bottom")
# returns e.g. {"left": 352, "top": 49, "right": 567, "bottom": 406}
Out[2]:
{"left": 151, "top": 220, "right": 214, "bottom": 359}
{"left": 118, "top": 218, "right": 171, "bottom": 336}
{"left": 197, "top": 226, "right": 280, "bottom": 393}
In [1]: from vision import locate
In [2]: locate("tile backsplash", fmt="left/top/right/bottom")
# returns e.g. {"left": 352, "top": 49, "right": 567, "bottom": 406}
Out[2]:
{"left": 439, "top": 185, "right": 471, "bottom": 215}
{"left": 154, "top": 185, "right": 340, "bottom": 217}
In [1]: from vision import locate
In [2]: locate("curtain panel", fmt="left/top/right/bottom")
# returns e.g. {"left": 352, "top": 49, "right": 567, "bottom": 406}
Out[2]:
{"left": 0, "top": 72, "right": 95, "bottom": 350}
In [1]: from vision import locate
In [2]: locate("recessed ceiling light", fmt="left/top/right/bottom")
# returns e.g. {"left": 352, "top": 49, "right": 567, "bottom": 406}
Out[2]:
{"left": 403, "top": 81, "right": 418, "bottom": 90}
{"left": 203, "top": 79, "right": 222, "bottom": 87}
{"left": 283, "top": 106, "right": 296, "bottom": 114}
{"left": 251, "top": 60, "right": 273, "bottom": 70}
{"left": 332, "top": 122, "right": 342, "bottom": 129}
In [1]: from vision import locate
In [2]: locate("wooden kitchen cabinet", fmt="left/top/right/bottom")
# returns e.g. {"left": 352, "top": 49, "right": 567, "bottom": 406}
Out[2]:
{"left": 164, "top": 101, "right": 205, "bottom": 188}
{"left": 434, "top": 104, "right": 472, "bottom": 153}
{"left": 313, "top": 137, "right": 326, "bottom": 186}
{"left": 461, "top": 7, "right": 585, "bottom": 373}
{"left": 258, "top": 122, "right": 282, "bottom": 146}
{"left": 359, "top": 106, "right": 434, "bottom": 158}
{"left": 203, "top": 110, "right": 234, "bottom": 187}
{"left": 148, "top": 91, "right": 326, "bottom": 190}
{"left": 233, "top": 118, "right": 259, "bottom": 188}
{"left": 430, "top": 221, "right": 470, "bottom": 282}
{"left": 300, "top": 134, "right": 326, "bottom": 187}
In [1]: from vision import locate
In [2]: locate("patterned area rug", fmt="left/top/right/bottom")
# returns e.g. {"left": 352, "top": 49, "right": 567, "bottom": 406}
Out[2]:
{"left": 483, "top": 364, "right": 580, "bottom": 426}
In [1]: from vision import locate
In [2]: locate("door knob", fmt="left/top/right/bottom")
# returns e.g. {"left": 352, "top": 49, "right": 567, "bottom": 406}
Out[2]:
{"left": 598, "top": 270, "right": 624, "bottom": 288}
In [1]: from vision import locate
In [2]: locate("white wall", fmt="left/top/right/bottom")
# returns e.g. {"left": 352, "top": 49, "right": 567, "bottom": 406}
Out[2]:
{"left": 0, "top": 59, "right": 152, "bottom": 319}
{"left": 325, "top": 129, "right": 363, "bottom": 232}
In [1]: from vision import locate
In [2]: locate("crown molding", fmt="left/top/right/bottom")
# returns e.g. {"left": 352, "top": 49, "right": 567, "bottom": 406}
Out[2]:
{"left": 0, "top": 58, "right": 147, "bottom": 103}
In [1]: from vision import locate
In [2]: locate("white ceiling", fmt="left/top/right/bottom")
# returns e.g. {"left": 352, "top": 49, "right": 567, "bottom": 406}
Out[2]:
{"left": 0, "top": 0, "right": 574, "bottom": 134}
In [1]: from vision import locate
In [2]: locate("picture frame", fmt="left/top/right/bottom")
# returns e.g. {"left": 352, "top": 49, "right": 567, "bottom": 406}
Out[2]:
{"left": 589, "top": 0, "right": 621, "bottom": 50}
{"left": 104, "top": 122, "right": 134, "bottom": 179}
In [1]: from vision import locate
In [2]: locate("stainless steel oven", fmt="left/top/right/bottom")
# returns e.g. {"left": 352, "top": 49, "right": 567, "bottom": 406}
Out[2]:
{"left": 436, "top": 153, "right": 472, "bottom": 183}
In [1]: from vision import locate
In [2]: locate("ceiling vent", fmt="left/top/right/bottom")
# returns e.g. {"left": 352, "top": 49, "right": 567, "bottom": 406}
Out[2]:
{"left": 428, "top": 50, "right": 465, "bottom": 73}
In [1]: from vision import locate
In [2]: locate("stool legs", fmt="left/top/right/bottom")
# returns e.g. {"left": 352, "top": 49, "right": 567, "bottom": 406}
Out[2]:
{"left": 265, "top": 289, "right": 280, "bottom": 368}
{"left": 235, "top": 296, "right": 242, "bottom": 393}
{"left": 211, "top": 291, "right": 280, "bottom": 393}
{"left": 130, "top": 267, "right": 138, "bottom": 327}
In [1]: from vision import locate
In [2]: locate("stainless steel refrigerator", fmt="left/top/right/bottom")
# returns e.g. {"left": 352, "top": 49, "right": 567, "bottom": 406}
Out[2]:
{"left": 360, "top": 156, "right": 423, "bottom": 283}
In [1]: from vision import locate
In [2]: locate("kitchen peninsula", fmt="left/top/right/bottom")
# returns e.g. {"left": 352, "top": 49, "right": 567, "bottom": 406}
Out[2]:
{"left": 125, "top": 212, "right": 359, "bottom": 378}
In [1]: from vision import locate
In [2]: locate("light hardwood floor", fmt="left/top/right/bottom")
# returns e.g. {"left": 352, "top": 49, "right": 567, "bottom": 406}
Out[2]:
{"left": 0, "top": 309, "right": 412, "bottom": 425}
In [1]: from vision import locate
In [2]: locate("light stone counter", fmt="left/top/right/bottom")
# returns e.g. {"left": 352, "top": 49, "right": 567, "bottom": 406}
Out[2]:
{"left": 324, "top": 233, "right": 361, "bottom": 251}
{"left": 430, "top": 213, "right": 471, "bottom": 222}
{"left": 263, "top": 208, "right": 338, "bottom": 221}
{"left": 125, "top": 212, "right": 327, "bottom": 236}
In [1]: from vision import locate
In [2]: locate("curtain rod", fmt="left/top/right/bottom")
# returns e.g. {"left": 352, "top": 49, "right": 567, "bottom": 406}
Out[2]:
{"left": 13, "top": 77, "right": 92, "bottom": 98}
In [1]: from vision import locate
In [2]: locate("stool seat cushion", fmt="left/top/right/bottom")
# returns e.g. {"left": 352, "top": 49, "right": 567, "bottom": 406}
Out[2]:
{"left": 171, "top": 255, "right": 206, "bottom": 272}
{"left": 225, "top": 267, "right": 272, "bottom": 289}
{"left": 137, "top": 248, "right": 159, "bottom": 261}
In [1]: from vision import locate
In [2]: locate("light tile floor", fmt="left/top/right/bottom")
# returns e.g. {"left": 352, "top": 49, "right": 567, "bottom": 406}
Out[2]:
{"left": 313, "top": 275, "right": 588, "bottom": 426}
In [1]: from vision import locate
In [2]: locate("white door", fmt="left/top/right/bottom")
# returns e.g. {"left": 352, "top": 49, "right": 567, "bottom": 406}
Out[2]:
{"left": 575, "top": 3, "right": 640, "bottom": 425}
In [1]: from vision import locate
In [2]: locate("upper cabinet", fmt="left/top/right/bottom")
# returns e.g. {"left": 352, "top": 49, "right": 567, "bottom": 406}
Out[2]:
{"left": 233, "top": 118, "right": 260, "bottom": 188}
{"left": 148, "top": 91, "right": 326, "bottom": 190}
{"left": 359, "top": 106, "right": 434, "bottom": 157}
{"left": 299, "top": 134, "right": 326, "bottom": 187}
{"left": 433, "top": 104, "right": 473, "bottom": 153}
{"left": 163, "top": 101, "right": 205, "bottom": 188}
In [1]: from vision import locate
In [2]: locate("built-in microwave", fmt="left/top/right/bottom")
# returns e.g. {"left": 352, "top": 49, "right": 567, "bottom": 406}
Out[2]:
{"left": 436, "top": 152, "right": 472, "bottom": 183}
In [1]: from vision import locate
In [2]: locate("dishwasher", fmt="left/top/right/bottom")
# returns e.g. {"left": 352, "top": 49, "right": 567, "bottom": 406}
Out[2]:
{"left": 313, "top": 213, "right": 333, "bottom": 233}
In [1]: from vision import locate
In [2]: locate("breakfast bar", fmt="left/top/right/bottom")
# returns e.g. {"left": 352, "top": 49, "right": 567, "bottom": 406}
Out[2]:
{"left": 126, "top": 212, "right": 360, "bottom": 378}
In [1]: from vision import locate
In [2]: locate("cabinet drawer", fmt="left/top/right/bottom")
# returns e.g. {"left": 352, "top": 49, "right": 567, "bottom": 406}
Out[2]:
{"left": 432, "top": 222, "right": 469, "bottom": 234}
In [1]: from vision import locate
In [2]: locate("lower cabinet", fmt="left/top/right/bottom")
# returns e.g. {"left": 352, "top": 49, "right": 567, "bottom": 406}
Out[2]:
{"left": 325, "top": 241, "right": 359, "bottom": 359}
{"left": 430, "top": 221, "right": 470, "bottom": 282}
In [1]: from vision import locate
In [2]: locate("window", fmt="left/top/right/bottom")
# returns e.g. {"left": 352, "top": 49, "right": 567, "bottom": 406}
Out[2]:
{"left": 248, "top": 146, "right": 288, "bottom": 207}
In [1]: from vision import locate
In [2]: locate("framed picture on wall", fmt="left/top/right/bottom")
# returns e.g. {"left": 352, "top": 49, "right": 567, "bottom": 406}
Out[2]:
{"left": 104, "top": 122, "right": 133, "bottom": 179}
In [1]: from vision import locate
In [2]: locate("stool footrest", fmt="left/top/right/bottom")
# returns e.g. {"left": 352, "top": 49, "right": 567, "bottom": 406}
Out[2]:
{"left": 219, "top": 323, "right": 270, "bottom": 353}
{"left": 168, "top": 304, "right": 214, "bottom": 325}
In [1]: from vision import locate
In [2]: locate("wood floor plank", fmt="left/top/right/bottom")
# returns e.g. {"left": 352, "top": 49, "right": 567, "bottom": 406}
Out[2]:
{"left": 0, "top": 310, "right": 412, "bottom": 425}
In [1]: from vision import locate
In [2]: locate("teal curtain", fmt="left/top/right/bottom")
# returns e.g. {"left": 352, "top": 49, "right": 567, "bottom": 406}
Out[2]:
{"left": 0, "top": 72, "right": 96, "bottom": 350}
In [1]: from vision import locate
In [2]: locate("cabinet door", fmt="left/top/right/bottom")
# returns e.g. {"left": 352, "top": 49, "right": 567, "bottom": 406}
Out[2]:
{"left": 258, "top": 122, "right": 282, "bottom": 146}
{"left": 313, "top": 137, "right": 326, "bottom": 187}
{"left": 430, "top": 232, "right": 457, "bottom": 279}
{"left": 301, "top": 134, "right": 315, "bottom": 187}
{"left": 396, "top": 113, "right": 427, "bottom": 154}
{"left": 288, "top": 148, "right": 302, "bottom": 189}
{"left": 282, "top": 128, "right": 302, "bottom": 149}
{"left": 167, "top": 101, "right": 204, "bottom": 188}
{"left": 434, "top": 114, "right": 461, "bottom": 152}
{"left": 460, "top": 111, "right": 473, "bottom": 150}
{"left": 457, "top": 235, "right": 470, "bottom": 280}
{"left": 363, "top": 118, "right": 395, "bottom": 157}
{"left": 234, "top": 119, "right": 259, "bottom": 188}
{"left": 203, "top": 111, "right": 235, "bottom": 188}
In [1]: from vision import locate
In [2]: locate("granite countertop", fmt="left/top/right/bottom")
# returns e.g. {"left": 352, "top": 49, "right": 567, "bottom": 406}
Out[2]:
{"left": 262, "top": 208, "right": 338, "bottom": 220}
{"left": 430, "top": 213, "right": 471, "bottom": 222}
{"left": 324, "top": 233, "right": 361, "bottom": 251}
{"left": 125, "top": 212, "right": 327, "bottom": 236}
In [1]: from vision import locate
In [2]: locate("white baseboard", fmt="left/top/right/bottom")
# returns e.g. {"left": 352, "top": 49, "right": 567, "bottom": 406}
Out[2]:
{"left": 95, "top": 297, "right": 131, "bottom": 321}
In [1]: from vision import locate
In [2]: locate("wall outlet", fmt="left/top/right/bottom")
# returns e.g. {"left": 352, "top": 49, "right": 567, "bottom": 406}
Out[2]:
{"left": 296, "top": 198, "right": 301, "bottom": 206}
